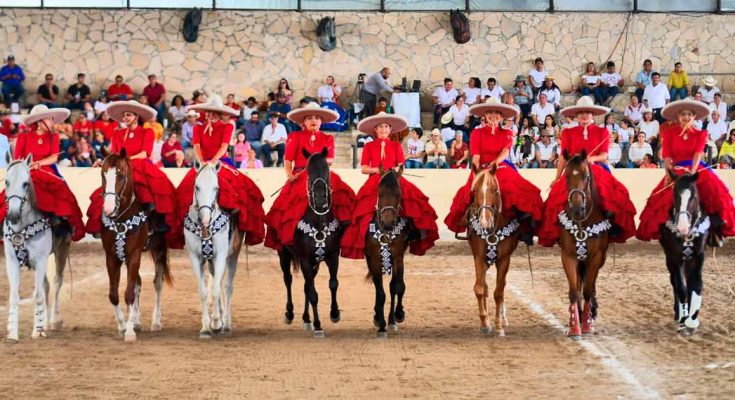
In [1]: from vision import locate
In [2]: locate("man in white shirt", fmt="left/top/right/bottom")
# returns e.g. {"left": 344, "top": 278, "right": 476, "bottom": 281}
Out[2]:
{"left": 624, "top": 95, "right": 645, "bottom": 125}
{"left": 261, "top": 113, "right": 288, "bottom": 167}
{"left": 698, "top": 76, "right": 720, "bottom": 104}
{"left": 527, "top": 57, "right": 547, "bottom": 98}
{"left": 534, "top": 133, "right": 557, "bottom": 168}
{"left": 432, "top": 78, "right": 458, "bottom": 127}
{"left": 481, "top": 77, "right": 505, "bottom": 102}
{"left": 531, "top": 93, "right": 555, "bottom": 126}
{"left": 642, "top": 72, "right": 670, "bottom": 123}
{"left": 600, "top": 61, "right": 624, "bottom": 107}
{"left": 708, "top": 93, "right": 727, "bottom": 123}
{"left": 317, "top": 75, "right": 342, "bottom": 104}
{"left": 708, "top": 110, "right": 727, "bottom": 143}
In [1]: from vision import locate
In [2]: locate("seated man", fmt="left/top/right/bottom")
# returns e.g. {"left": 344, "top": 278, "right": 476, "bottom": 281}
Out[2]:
{"left": 260, "top": 113, "right": 287, "bottom": 167}
{"left": 432, "top": 78, "right": 458, "bottom": 127}
{"left": 268, "top": 92, "right": 292, "bottom": 131}
{"left": 0, "top": 56, "right": 25, "bottom": 107}
{"left": 107, "top": 75, "right": 133, "bottom": 101}
{"left": 37, "top": 73, "right": 60, "bottom": 108}
{"left": 535, "top": 133, "right": 558, "bottom": 168}
{"left": 600, "top": 61, "right": 623, "bottom": 107}
{"left": 65, "top": 73, "right": 92, "bottom": 110}
{"left": 242, "top": 111, "right": 264, "bottom": 156}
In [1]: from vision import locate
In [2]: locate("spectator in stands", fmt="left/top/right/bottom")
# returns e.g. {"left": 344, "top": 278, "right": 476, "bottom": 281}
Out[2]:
{"left": 667, "top": 62, "right": 689, "bottom": 101}
{"left": 191, "top": 89, "right": 207, "bottom": 106}
{"left": 481, "top": 77, "right": 504, "bottom": 102}
{"left": 513, "top": 131, "right": 535, "bottom": 168}
{"left": 405, "top": 128, "right": 425, "bottom": 169}
{"left": 698, "top": 76, "right": 720, "bottom": 104}
{"left": 449, "top": 131, "right": 468, "bottom": 169}
{"left": 65, "top": 73, "right": 91, "bottom": 110}
{"left": 75, "top": 136, "right": 93, "bottom": 167}
{"left": 520, "top": 115, "right": 539, "bottom": 142}
{"left": 527, "top": 57, "right": 548, "bottom": 98}
{"left": 168, "top": 94, "right": 187, "bottom": 128}
{"left": 0, "top": 55, "right": 25, "bottom": 106}
{"left": 161, "top": 132, "right": 185, "bottom": 168}
{"left": 374, "top": 97, "right": 390, "bottom": 114}
{"left": 241, "top": 96, "right": 258, "bottom": 121}
{"left": 242, "top": 147, "right": 263, "bottom": 169}
{"left": 538, "top": 76, "right": 561, "bottom": 111}
{"left": 635, "top": 59, "right": 654, "bottom": 102}
{"left": 618, "top": 118, "right": 634, "bottom": 165}
{"left": 37, "top": 73, "right": 60, "bottom": 108}
{"left": 318, "top": 75, "right": 342, "bottom": 104}
{"left": 424, "top": 129, "right": 449, "bottom": 168}
{"left": 94, "top": 93, "right": 110, "bottom": 118}
{"left": 580, "top": 62, "right": 602, "bottom": 102}
{"left": 643, "top": 72, "right": 670, "bottom": 122}
{"left": 640, "top": 154, "right": 657, "bottom": 169}
{"left": 624, "top": 94, "right": 645, "bottom": 125}
{"left": 261, "top": 112, "right": 287, "bottom": 167}
{"left": 181, "top": 109, "right": 199, "bottom": 149}
{"left": 268, "top": 92, "right": 291, "bottom": 130}
{"left": 692, "top": 91, "right": 706, "bottom": 129}
{"left": 233, "top": 132, "right": 250, "bottom": 166}
{"left": 243, "top": 111, "right": 264, "bottom": 156}
{"left": 445, "top": 94, "right": 470, "bottom": 140}
{"left": 608, "top": 131, "right": 623, "bottom": 168}
{"left": 708, "top": 110, "right": 727, "bottom": 147}
{"left": 83, "top": 101, "right": 96, "bottom": 121}
{"left": 432, "top": 78, "right": 458, "bottom": 127}
{"left": 719, "top": 130, "right": 735, "bottom": 168}
{"left": 275, "top": 78, "right": 293, "bottom": 104}
{"left": 91, "top": 130, "right": 109, "bottom": 161}
{"left": 561, "top": 114, "right": 577, "bottom": 129}
{"left": 531, "top": 93, "right": 555, "bottom": 127}
{"left": 224, "top": 93, "right": 241, "bottom": 114}
{"left": 107, "top": 75, "right": 133, "bottom": 101}
{"left": 363, "top": 67, "right": 394, "bottom": 117}
{"left": 628, "top": 131, "right": 653, "bottom": 168}
{"left": 0, "top": 108, "right": 14, "bottom": 139}
{"left": 540, "top": 114, "right": 559, "bottom": 142}
{"left": 94, "top": 111, "right": 116, "bottom": 140}
{"left": 463, "top": 77, "right": 481, "bottom": 106}
{"left": 56, "top": 116, "right": 73, "bottom": 139}
{"left": 73, "top": 113, "right": 93, "bottom": 139}
{"left": 511, "top": 75, "right": 533, "bottom": 120}
{"left": 535, "top": 132, "right": 557, "bottom": 168}
{"left": 600, "top": 61, "right": 624, "bottom": 106}
{"left": 639, "top": 108, "right": 660, "bottom": 154}
{"left": 143, "top": 74, "right": 166, "bottom": 123}
{"left": 602, "top": 114, "right": 620, "bottom": 136}
{"left": 58, "top": 127, "right": 76, "bottom": 167}
{"left": 709, "top": 93, "right": 727, "bottom": 123}
{"left": 503, "top": 92, "right": 521, "bottom": 128}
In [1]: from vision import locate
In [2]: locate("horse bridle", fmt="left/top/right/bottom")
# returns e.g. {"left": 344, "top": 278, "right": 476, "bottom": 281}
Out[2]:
{"left": 102, "top": 167, "right": 134, "bottom": 220}
{"left": 469, "top": 173, "right": 503, "bottom": 245}
{"left": 566, "top": 169, "right": 594, "bottom": 224}
{"left": 307, "top": 177, "right": 332, "bottom": 216}
{"left": 672, "top": 182, "right": 702, "bottom": 241}
{"left": 5, "top": 162, "right": 30, "bottom": 216}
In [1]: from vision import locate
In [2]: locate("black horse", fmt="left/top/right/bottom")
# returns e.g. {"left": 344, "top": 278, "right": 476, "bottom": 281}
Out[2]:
{"left": 660, "top": 170, "right": 708, "bottom": 336}
{"left": 316, "top": 16, "right": 336, "bottom": 52}
{"left": 365, "top": 167, "right": 411, "bottom": 338}
{"left": 278, "top": 148, "right": 344, "bottom": 338}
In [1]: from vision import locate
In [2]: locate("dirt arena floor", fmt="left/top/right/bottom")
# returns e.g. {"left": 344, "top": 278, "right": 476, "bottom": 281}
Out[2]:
{"left": 0, "top": 241, "right": 733, "bottom": 399}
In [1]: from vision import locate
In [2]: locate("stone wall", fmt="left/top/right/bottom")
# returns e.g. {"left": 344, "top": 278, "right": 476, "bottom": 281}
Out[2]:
{"left": 2, "top": 9, "right": 735, "bottom": 108}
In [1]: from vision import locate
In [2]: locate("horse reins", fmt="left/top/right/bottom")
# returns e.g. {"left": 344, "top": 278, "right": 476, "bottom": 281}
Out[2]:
{"left": 307, "top": 177, "right": 332, "bottom": 216}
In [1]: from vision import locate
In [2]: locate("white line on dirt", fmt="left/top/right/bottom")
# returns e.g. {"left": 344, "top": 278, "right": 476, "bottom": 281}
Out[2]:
{"left": 508, "top": 283, "right": 662, "bottom": 400}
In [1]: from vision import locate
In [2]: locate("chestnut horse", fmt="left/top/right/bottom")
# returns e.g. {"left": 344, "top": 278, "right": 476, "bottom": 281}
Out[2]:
{"left": 465, "top": 164, "right": 520, "bottom": 336}
{"left": 558, "top": 150, "right": 612, "bottom": 340}
{"left": 99, "top": 150, "right": 172, "bottom": 341}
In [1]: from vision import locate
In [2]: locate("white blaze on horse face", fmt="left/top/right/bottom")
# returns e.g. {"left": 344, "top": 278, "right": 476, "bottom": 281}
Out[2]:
{"left": 103, "top": 169, "right": 118, "bottom": 216}
{"left": 677, "top": 189, "right": 692, "bottom": 236}
{"left": 196, "top": 167, "right": 217, "bottom": 226}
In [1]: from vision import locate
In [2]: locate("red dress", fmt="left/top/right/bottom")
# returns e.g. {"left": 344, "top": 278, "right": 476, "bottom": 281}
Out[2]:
{"left": 0, "top": 131, "right": 85, "bottom": 241}
{"left": 264, "top": 130, "right": 356, "bottom": 251}
{"left": 537, "top": 124, "right": 637, "bottom": 247}
{"left": 444, "top": 126, "right": 543, "bottom": 233}
{"left": 341, "top": 138, "right": 439, "bottom": 259}
{"left": 85, "top": 125, "right": 178, "bottom": 244}
{"left": 170, "top": 121, "right": 266, "bottom": 249}
{"left": 637, "top": 124, "right": 735, "bottom": 240}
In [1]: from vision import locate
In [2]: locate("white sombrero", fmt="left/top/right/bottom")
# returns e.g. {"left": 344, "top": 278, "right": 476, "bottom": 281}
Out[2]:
{"left": 187, "top": 94, "right": 238, "bottom": 117}
{"left": 702, "top": 75, "right": 717, "bottom": 86}
{"left": 106, "top": 100, "right": 157, "bottom": 123}
{"left": 357, "top": 111, "right": 408, "bottom": 136}
{"left": 560, "top": 96, "right": 609, "bottom": 118}
{"left": 468, "top": 97, "right": 519, "bottom": 119}
{"left": 287, "top": 102, "right": 339, "bottom": 125}
{"left": 661, "top": 98, "right": 711, "bottom": 121}
{"left": 22, "top": 104, "right": 70, "bottom": 126}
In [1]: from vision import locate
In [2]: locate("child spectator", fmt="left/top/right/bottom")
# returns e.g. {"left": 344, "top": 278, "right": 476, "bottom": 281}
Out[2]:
{"left": 233, "top": 132, "right": 251, "bottom": 166}
{"left": 404, "top": 128, "right": 425, "bottom": 169}
{"left": 242, "top": 148, "right": 264, "bottom": 169}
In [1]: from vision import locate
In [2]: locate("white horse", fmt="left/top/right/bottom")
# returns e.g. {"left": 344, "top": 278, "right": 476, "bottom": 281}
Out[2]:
{"left": 4, "top": 154, "right": 71, "bottom": 342}
{"left": 184, "top": 161, "right": 243, "bottom": 339}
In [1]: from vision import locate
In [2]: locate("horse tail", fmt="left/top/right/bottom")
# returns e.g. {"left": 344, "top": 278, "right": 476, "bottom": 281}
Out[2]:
{"left": 150, "top": 234, "right": 174, "bottom": 287}
{"left": 292, "top": 259, "right": 301, "bottom": 274}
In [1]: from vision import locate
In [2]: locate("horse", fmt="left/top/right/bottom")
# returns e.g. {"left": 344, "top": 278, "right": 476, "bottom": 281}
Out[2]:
{"left": 558, "top": 149, "right": 613, "bottom": 340}
{"left": 182, "top": 8, "right": 202, "bottom": 43}
{"left": 99, "top": 150, "right": 172, "bottom": 341}
{"left": 465, "top": 164, "right": 520, "bottom": 336}
{"left": 3, "top": 154, "right": 71, "bottom": 342}
{"left": 278, "top": 148, "right": 343, "bottom": 338}
{"left": 660, "top": 170, "right": 708, "bottom": 336}
{"left": 366, "top": 166, "right": 411, "bottom": 338}
{"left": 183, "top": 160, "right": 243, "bottom": 339}
{"left": 316, "top": 16, "right": 336, "bottom": 52}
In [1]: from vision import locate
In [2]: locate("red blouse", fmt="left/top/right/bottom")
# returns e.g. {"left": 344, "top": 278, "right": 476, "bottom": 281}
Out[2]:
{"left": 470, "top": 126, "right": 513, "bottom": 165}
{"left": 361, "top": 138, "right": 405, "bottom": 169}
{"left": 110, "top": 126, "right": 154, "bottom": 156}
{"left": 14, "top": 131, "right": 59, "bottom": 161}
{"left": 560, "top": 124, "right": 609, "bottom": 157}
{"left": 94, "top": 120, "right": 116, "bottom": 140}
{"left": 661, "top": 124, "right": 708, "bottom": 163}
{"left": 193, "top": 121, "right": 233, "bottom": 161}
{"left": 285, "top": 130, "right": 335, "bottom": 169}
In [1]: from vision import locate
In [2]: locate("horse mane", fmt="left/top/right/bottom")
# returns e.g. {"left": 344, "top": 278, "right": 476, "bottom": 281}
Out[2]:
{"left": 316, "top": 16, "right": 336, "bottom": 52}
{"left": 471, "top": 169, "right": 489, "bottom": 191}
{"left": 379, "top": 169, "right": 401, "bottom": 193}
{"left": 307, "top": 150, "right": 330, "bottom": 179}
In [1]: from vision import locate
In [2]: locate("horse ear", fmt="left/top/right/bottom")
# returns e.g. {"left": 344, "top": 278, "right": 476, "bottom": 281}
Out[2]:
{"left": 580, "top": 148, "right": 587, "bottom": 161}
{"left": 193, "top": 159, "right": 202, "bottom": 171}
{"left": 396, "top": 164, "right": 404, "bottom": 177}
{"left": 214, "top": 160, "right": 222, "bottom": 172}
{"left": 5, "top": 151, "right": 12, "bottom": 164}
{"left": 471, "top": 162, "right": 479, "bottom": 175}
{"left": 562, "top": 148, "right": 570, "bottom": 161}
{"left": 302, "top": 148, "right": 311, "bottom": 159}
{"left": 24, "top": 153, "right": 33, "bottom": 166}
{"left": 489, "top": 162, "right": 498, "bottom": 175}
{"left": 321, "top": 146, "right": 328, "bottom": 157}
{"left": 667, "top": 167, "right": 678, "bottom": 183}
{"left": 119, "top": 147, "right": 127, "bottom": 159}
{"left": 378, "top": 165, "right": 384, "bottom": 176}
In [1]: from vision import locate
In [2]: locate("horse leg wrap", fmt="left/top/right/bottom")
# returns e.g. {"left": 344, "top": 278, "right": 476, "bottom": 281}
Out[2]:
{"left": 685, "top": 292, "right": 702, "bottom": 329}
{"left": 567, "top": 303, "right": 581, "bottom": 337}
{"left": 581, "top": 301, "right": 595, "bottom": 334}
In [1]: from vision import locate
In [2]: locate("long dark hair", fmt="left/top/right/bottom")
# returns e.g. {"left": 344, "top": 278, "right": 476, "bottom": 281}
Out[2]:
{"left": 276, "top": 78, "right": 292, "bottom": 92}
{"left": 470, "top": 77, "right": 481, "bottom": 89}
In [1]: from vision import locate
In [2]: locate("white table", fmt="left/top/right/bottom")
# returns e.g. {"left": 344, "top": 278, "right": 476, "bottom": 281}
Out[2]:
{"left": 391, "top": 93, "right": 421, "bottom": 128}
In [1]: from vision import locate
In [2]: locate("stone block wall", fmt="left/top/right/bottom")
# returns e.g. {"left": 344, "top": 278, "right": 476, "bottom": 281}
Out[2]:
{"left": 2, "top": 9, "right": 734, "bottom": 109}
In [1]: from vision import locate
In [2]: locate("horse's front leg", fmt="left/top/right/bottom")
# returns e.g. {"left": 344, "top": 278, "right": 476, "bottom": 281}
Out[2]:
{"left": 472, "top": 241, "right": 491, "bottom": 334}
{"left": 581, "top": 249, "right": 605, "bottom": 335}
{"left": 209, "top": 250, "right": 228, "bottom": 334}
{"left": 494, "top": 252, "right": 512, "bottom": 337}
{"left": 31, "top": 255, "right": 50, "bottom": 339}
{"left": 683, "top": 252, "right": 705, "bottom": 335}
{"left": 561, "top": 251, "right": 582, "bottom": 340}
{"left": 665, "top": 251, "right": 688, "bottom": 329}
{"left": 372, "top": 271, "right": 387, "bottom": 338}
{"left": 50, "top": 234, "right": 71, "bottom": 331}
{"left": 326, "top": 252, "right": 341, "bottom": 323}
{"left": 394, "top": 247, "right": 408, "bottom": 325}
{"left": 5, "top": 251, "right": 21, "bottom": 342}
{"left": 105, "top": 251, "right": 125, "bottom": 336}
{"left": 187, "top": 248, "right": 211, "bottom": 339}
{"left": 278, "top": 251, "right": 295, "bottom": 324}
{"left": 123, "top": 252, "right": 143, "bottom": 342}
{"left": 222, "top": 229, "right": 241, "bottom": 335}
{"left": 302, "top": 259, "right": 323, "bottom": 337}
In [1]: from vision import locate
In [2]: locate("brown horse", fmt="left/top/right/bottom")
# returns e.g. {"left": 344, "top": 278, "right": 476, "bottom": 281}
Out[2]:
{"left": 558, "top": 150, "right": 612, "bottom": 340}
{"left": 99, "top": 150, "right": 172, "bottom": 341}
{"left": 465, "top": 164, "right": 520, "bottom": 336}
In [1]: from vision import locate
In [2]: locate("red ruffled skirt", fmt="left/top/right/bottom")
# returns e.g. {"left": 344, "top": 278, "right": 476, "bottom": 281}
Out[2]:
{"left": 341, "top": 174, "right": 439, "bottom": 259}
{"left": 637, "top": 166, "right": 735, "bottom": 241}
{"left": 169, "top": 165, "right": 265, "bottom": 249}
{"left": 444, "top": 165, "right": 543, "bottom": 234}
{"left": 537, "top": 164, "right": 637, "bottom": 247}
{"left": 264, "top": 171, "right": 356, "bottom": 251}
{"left": 85, "top": 159, "right": 178, "bottom": 245}
{"left": 0, "top": 167, "right": 85, "bottom": 241}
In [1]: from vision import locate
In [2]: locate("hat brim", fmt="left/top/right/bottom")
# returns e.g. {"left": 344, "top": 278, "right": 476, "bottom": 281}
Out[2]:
{"left": 357, "top": 113, "right": 408, "bottom": 136}
{"left": 440, "top": 111, "right": 454, "bottom": 125}
{"left": 187, "top": 104, "right": 239, "bottom": 117}
{"left": 106, "top": 101, "right": 157, "bottom": 123}
{"left": 287, "top": 107, "right": 339, "bottom": 125}
{"left": 22, "top": 108, "right": 70, "bottom": 126}
{"left": 661, "top": 100, "right": 711, "bottom": 121}
{"left": 560, "top": 104, "right": 609, "bottom": 118}
{"left": 469, "top": 103, "right": 519, "bottom": 119}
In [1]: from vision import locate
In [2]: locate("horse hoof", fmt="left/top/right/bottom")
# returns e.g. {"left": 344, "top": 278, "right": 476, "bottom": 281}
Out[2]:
{"left": 480, "top": 326, "right": 492, "bottom": 335}
{"left": 221, "top": 328, "right": 232, "bottom": 337}
{"left": 388, "top": 324, "right": 398, "bottom": 332}
{"left": 679, "top": 327, "right": 698, "bottom": 337}
{"left": 31, "top": 329, "right": 47, "bottom": 339}
{"left": 133, "top": 324, "right": 143, "bottom": 333}
{"left": 284, "top": 316, "right": 293, "bottom": 325}
{"left": 124, "top": 333, "right": 137, "bottom": 342}
{"left": 303, "top": 323, "right": 313, "bottom": 331}
{"left": 568, "top": 334, "right": 582, "bottom": 341}
{"left": 373, "top": 318, "right": 379, "bottom": 329}
{"left": 496, "top": 329, "right": 506, "bottom": 337}
{"left": 395, "top": 313, "right": 405, "bottom": 324}
{"left": 150, "top": 323, "right": 162, "bottom": 332}
{"left": 50, "top": 321, "right": 63, "bottom": 331}
{"left": 5, "top": 334, "right": 19, "bottom": 344}
{"left": 313, "top": 330, "right": 326, "bottom": 338}
{"left": 330, "top": 311, "right": 341, "bottom": 323}
{"left": 199, "top": 331, "right": 212, "bottom": 340}
{"left": 377, "top": 331, "right": 388, "bottom": 339}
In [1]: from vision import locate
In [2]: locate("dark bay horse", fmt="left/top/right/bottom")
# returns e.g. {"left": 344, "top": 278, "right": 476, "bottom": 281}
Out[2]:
{"left": 465, "top": 164, "right": 520, "bottom": 336}
{"left": 279, "top": 148, "right": 344, "bottom": 338}
{"left": 99, "top": 150, "right": 172, "bottom": 341}
{"left": 660, "top": 170, "right": 708, "bottom": 336}
{"left": 366, "top": 167, "right": 411, "bottom": 338}
{"left": 559, "top": 150, "right": 612, "bottom": 340}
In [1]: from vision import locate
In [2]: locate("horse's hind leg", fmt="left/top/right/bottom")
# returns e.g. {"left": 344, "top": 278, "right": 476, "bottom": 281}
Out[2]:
{"left": 131, "top": 274, "right": 142, "bottom": 332}
{"left": 387, "top": 270, "right": 398, "bottom": 331}
{"left": 150, "top": 235, "right": 169, "bottom": 332}
{"left": 683, "top": 253, "right": 705, "bottom": 335}
{"left": 666, "top": 254, "right": 688, "bottom": 330}
{"left": 278, "top": 250, "right": 295, "bottom": 324}
{"left": 302, "top": 260, "right": 323, "bottom": 337}
{"left": 494, "top": 255, "right": 512, "bottom": 337}
{"left": 326, "top": 252, "right": 341, "bottom": 323}
{"left": 581, "top": 257, "right": 603, "bottom": 335}
{"left": 31, "top": 257, "right": 49, "bottom": 339}
{"left": 394, "top": 254, "right": 407, "bottom": 324}
{"left": 372, "top": 272, "right": 387, "bottom": 337}
{"left": 49, "top": 234, "right": 71, "bottom": 331}
{"left": 222, "top": 230, "right": 242, "bottom": 335}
